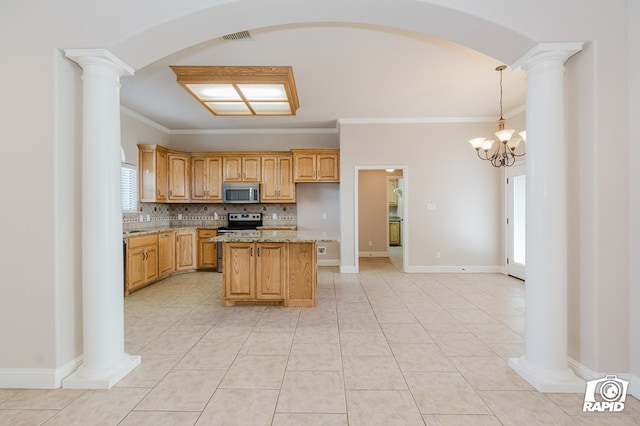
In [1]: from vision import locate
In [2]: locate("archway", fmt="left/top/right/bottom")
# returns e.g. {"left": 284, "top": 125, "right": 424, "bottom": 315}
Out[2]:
{"left": 68, "top": 0, "right": 582, "bottom": 393}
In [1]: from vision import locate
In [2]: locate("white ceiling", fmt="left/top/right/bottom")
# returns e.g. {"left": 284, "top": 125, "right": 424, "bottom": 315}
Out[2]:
{"left": 120, "top": 22, "right": 527, "bottom": 132}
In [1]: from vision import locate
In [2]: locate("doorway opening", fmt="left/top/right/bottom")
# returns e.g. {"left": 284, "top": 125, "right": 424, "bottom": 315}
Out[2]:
{"left": 355, "top": 166, "right": 407, "bottom": 272}
{"left": 507, "top": 162, "right": 526, "bottom": 280}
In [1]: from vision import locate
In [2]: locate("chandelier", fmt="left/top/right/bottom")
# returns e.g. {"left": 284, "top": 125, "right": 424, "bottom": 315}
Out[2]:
{"left": 469, "top": 65, "right": 526, "bottom": 167}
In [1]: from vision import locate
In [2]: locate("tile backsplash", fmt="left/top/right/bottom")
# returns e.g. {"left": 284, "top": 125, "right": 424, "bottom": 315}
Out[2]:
{"left": 123, "top": 203, "right": 297, "bottom": 232}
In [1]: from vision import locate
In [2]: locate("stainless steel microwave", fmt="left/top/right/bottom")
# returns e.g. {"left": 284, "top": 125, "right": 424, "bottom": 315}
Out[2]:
{"left": 222, "top": 183, "right": 260, "bottom": 203}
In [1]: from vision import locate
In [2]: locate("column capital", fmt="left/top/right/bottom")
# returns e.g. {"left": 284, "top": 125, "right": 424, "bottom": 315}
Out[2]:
{"left": 65, "top": 48, "right": 135, "bottom": 77}
{"left": 512, "top": 42, "right": 584, "bottom": 73}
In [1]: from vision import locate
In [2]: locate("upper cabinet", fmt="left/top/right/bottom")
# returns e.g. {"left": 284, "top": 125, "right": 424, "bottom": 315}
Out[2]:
{"left": 138, "top": 144, "right": 168, "bottom": 203}
{"left": 191, "top": 154, "right": 223, "bottom": 202}
{"left": 223, "top": 155, "right": 261, "bottom": 183}
{"left": 261, "top": 154, "right": 296, "bottom": 203}
{"left": 291, "top": 149, "right": 339, "bottom": 182}
{"left": 137, "top": 145, "right": 339, "bottom": 204}
{"left": 167, "top": 153, "right": 190, "bottom": 201}
{"left": 138, "top": 144, "right": 190, "bottom": 203}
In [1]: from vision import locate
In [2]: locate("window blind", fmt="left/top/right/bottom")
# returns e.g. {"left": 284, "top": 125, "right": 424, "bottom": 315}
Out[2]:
{"left": 121, "top": 163, "right": 137, "bottom": 212}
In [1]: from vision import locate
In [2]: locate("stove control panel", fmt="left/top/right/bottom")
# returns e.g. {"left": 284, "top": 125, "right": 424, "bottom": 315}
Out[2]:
{"left": 228, "top": 213, "right": 262, "bottom": 221}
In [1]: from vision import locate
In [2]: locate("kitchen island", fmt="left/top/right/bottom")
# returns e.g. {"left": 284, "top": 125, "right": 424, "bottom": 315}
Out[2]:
{"left": 210, "top": 230, "right": 340, "bottom": 307}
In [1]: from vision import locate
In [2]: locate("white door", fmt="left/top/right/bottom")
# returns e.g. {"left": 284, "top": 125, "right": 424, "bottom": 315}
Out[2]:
{"left": 507, "top": 163, "right": 526, "bottom": 280}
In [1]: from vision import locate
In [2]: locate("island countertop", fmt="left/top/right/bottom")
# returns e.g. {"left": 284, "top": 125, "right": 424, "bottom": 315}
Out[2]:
{"left": 209, "top": 230, "right": 340, "bottom": 243}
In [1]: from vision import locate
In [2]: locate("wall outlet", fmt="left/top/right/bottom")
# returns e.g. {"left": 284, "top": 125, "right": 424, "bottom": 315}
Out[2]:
{"left": 436, "top": 251, "right": 441, "bottom": 258}
{"left": 322, "top": 212, "right": 327, "bottom": 219}
{"left": 368, "top": 241, "right": 373, "bottom": 247}
{"left": 317, "top": 246, "right": 326, "bottom": 255}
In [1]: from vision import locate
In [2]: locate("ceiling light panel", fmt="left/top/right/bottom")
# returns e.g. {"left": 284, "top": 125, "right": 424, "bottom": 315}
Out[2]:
{"left": 171, "top": 66, "right": 300, "bottom": 117}
{"left": 187, "top": 84, "right": 241, "bottom": 101}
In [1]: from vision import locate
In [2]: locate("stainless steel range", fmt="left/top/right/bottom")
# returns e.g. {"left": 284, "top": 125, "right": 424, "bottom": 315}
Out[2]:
{"left": 216, "top": 213, "right": 263, "bottom": 272}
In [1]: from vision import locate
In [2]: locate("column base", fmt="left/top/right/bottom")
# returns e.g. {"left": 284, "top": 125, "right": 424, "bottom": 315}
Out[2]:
{"left": 62, "top": 354, "right": 141, "bottom": 389}
{"left": 509, "top": 356, "right": 585, "bottom": 393}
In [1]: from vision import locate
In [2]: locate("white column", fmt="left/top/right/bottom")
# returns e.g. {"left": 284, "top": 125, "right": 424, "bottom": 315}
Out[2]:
{"left": 508, "top": 43, "right": 584, "bottom": 392}
{"left": 62, "top": 49, "right": 140, "bottom": 389}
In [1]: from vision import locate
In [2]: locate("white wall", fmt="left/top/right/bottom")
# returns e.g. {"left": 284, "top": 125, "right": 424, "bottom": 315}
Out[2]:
{"left": 121, "top": 112, "right": 171, "bottom": 165}
{"left": 340, "top": 121, "right": 504, "bottom": 272}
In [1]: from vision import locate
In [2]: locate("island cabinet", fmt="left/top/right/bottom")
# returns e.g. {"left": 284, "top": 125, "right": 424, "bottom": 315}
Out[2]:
{"left": 286, "top": 242, "right": 317, "bottom": 307}
{"left": 197, "top": 229, "right": 218, "bottom": 270}
{"left": 138, "top": 144, "right": 168, "bottom": 202}
{"left": 223, "top": 242, "right": 286, "bottom": 304}
{"left": 168, "top": 153, "right": 190, "bottom": 201}
{"left": 223, "top": 155, "right": 261, "bottom": 183}
{"left": 261, "top": 154, "right": 296, "bottom": 203}
{"left": 125, "top": 234, "right": 159, "bottom": 296}
{"left": 175, "top": 229, "right": 197, "bottom": 271}
{"left": 191, "top": 154, "right": 223, "bottom": 202}
{"left": 158, "top": 230, "right": 176, "bottom": 277}
{"left": 291, "top": 149, "right": 339, "bottom": 182}
{"left": 222, "top": 241, "right": 317, "bottom": 307}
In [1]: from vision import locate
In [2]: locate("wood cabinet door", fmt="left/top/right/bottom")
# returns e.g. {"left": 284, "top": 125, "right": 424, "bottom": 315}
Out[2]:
{"left": 293, "top": 153, "right": 316, "bottom": 182}
{"left": 176, "top": 230, "right": 196, "bottom": 270}
{"left": 223, "top": 156, "right": 242, "bottom": 182}
{"left": 191, "top": 157, "right": 207, "bottom": 200}
{"left": 387, "top": 178, "right": 398, "bottom": 206}
{"left": 126, "top": 247, "right": 146, "bottom": 292}
{"left": 316, "top": 153, "right": 339, "bottom": 181}
{"left": 242, "top": 156, "right": 261, "bottom": 182}
{"left": 206, "top": 156, "right": 223, "bottom": 201}
{"left": 389, "top": 222, "right": 401, "bottom": 246}
{"left": 155, "top": 149, "right": 168, "bottom": 201}
{"left": 138, "top": 146, "right": 168, "bottom": 202}
{"left": 158, "top": 231, "right": 175, "bottom": 277}
{"left": 197, "top": 229, "right": 218, "bottom": 269}
{"left": 168, "top": 153, "right": 190, "bottom": 201}
{"left": 261, "top": 156, "right": 279, "bottom": 201}
{"left": 277, "top": 155, "right": 296, "bottom": 202}
{"left": 256, "top": 243, "right": 286, "bottom": 300}
{"left": 144, "top": 245, "right": 159, "bottom": 283}
{"left": 224, "top": 243, "right": 255, "bottom": 299}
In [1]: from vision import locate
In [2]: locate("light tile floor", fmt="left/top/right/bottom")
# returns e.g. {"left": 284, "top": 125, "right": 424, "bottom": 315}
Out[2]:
{"left": 1, "top": 257, "right": 639, "bottom": 425}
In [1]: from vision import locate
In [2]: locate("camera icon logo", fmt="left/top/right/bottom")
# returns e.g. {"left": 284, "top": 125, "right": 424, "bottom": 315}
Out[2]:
{"left": 583, "top": 375, "right": 629, "bottom": 412}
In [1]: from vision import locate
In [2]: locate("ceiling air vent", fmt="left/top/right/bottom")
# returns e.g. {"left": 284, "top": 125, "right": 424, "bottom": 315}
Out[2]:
{"left": 220, "top": 31, "right": 252, "bottom": 41}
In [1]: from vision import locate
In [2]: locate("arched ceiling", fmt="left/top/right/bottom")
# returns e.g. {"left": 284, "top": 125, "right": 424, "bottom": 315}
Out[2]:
{"left": 118, "top": 2, "right": 530, "bottom": 132}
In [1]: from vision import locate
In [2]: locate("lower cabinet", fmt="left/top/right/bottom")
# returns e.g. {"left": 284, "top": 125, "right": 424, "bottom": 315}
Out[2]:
{"left": 223, "top": 241, "right": 316, "bottom": 307}
{"left": 389, "top": 221, "right": 401, "bottom": 246}
{"left": 125, "top": 234, "right": 159, "bottom": 296}
{"left": 176, "top": 229, "right": 197, "bottom": 271}
{"left": 224, "top": 242, "right": 286, "bottom": 304}
{"left": 158, "top": 230, "right": 175, "bottom": 278}
{"left": 197, "top": 229, "right": 218, "bottom": 270}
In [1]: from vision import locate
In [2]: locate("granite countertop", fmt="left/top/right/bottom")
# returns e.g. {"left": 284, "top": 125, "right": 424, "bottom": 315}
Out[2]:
{"left": 123, "top": 226, "right": 219, "bottom": 237}
{"left": 209, "top": 230, "right": 340, "bottom": 243}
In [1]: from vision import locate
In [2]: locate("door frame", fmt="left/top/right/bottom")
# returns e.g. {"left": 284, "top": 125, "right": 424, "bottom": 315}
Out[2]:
{"left": 354, "top": 165, "right": 408, "bottom": 273}
{"left": 506, "top": 161, "right": 526, "bottom": 280}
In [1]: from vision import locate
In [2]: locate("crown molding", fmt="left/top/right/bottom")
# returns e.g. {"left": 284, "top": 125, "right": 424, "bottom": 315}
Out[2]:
{"left": 121, "top": 107, "right": 527, "bottom": 135}
{"left": 120, "top": 106, "right": 171, "bottom": 134}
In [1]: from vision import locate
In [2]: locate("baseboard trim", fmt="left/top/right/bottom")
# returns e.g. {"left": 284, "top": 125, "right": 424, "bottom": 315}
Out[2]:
{"left": 0, "top": 356, "right": 82, "bottom": 389}
{"left": 317, "top": 259, "right": 340, "bottom": 267}
{"left": 569, "top": 357, "right": 640, "bottom": 399}
{"left": 404, "top": 265, "right": 505, "bottom": 273}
